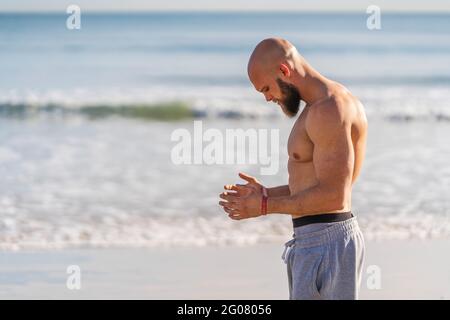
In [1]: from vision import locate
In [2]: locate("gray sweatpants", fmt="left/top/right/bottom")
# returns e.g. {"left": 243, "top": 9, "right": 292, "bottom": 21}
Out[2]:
{"left": 282, "top": 217, "right": 365, "bottom": 300}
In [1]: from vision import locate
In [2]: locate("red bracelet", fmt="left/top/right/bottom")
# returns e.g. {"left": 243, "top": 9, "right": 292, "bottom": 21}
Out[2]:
{"left": 261, "top": 187, "right": 268, "bottom": 215}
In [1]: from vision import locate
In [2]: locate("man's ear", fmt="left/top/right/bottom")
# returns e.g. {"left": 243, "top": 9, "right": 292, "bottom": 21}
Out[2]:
{"left": 279, "top": 63, "right": 291, "bottom": 77}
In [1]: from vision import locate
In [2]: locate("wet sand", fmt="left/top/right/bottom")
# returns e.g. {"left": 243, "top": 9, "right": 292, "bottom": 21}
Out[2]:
{"left": 1, "top": 239, "right": 449, "bottom": 299}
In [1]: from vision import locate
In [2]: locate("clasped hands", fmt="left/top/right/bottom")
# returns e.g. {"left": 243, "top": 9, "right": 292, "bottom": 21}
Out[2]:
{"left": 219, "top": 172, "right": 266, "bottom": 220}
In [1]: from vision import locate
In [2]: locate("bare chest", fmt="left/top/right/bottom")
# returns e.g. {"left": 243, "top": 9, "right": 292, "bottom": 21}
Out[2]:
{"left": 287, "top": 107, "right": 314, "bottom": 163}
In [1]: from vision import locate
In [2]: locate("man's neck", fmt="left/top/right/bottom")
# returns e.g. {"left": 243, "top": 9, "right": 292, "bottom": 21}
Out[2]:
{"left": 295, "top": 64, "right": 331, "bottom": 106}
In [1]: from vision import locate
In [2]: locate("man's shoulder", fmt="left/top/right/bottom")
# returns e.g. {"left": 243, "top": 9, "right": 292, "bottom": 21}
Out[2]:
{"left": 305, "top": 96, "right": 345, "bottom": 128}
{"left": 305, "top": 88, "right": 357, "bottom": 139}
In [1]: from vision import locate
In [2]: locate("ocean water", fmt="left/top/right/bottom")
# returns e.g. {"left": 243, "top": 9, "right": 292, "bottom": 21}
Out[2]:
{"left": 2, "top": 12, "right": 450, "bottom": 119}
{"left": 0, "top": 12, "right": 450, "bottom": 250}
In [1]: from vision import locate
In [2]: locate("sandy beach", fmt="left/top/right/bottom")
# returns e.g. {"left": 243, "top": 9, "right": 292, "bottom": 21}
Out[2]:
{"left": 1, "top": 239, "right": 448, "bottom": 299}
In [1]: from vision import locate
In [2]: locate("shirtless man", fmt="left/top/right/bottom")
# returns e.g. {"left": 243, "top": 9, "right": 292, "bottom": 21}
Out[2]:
{"left": 219, "top": 38, "right": 368, "bottom": 300}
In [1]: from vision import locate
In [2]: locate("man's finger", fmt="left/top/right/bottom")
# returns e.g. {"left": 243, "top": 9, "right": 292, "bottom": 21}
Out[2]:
{"left": 224, "top": 207, "right": 239, "bottom": 215}
{"left": 224, "top": 185, "right": 242, "bottom": 192}
{"left": 226, "top": 208, "right": 241, "bottom": 217}
{"left": 219, "top": 200, "right": 236, "bottom": 208}
{"left": 224, "top": 185, "right": 239, "bottom": 192}
{"left": 219, "top": 192, "right": 238, "bottom": 201}
{"left": 220, "top": 200, "right": 240, "bottom": 211}
{"left": 223, "top": 184, "right": 239, "bottom": 191}
{"left": 228, "top": 213, "right": 243, "bottom": 220}
{"left": 225, "top": 184, "right": 252, "bottom": 194}
{"left": 223, "top": 190, "right": 239, "bottom": 196}
{"left": 239, "top": 172, "right": 256, "bottom": 183}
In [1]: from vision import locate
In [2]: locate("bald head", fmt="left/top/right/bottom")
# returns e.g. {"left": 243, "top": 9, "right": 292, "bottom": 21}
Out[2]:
{"left": 247, "top": 38, "right": 303, "bottom": 117}
{"left": 247, "top": 38, "right": 297, "bottom": 78}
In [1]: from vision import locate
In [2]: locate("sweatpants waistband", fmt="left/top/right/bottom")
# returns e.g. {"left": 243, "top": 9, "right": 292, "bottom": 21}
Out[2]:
{"left": 292, "top": 211, "right": 353, "bottom": 228}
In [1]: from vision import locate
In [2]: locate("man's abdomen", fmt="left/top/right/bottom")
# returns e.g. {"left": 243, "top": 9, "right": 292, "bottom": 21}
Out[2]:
{"left": 288, "top": 160, "right": 351, "bottom": 218}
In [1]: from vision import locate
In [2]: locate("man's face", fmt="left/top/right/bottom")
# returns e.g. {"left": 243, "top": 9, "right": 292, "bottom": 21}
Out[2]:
{"left": 250, "top": 71, "right": 301, "bottom": 118}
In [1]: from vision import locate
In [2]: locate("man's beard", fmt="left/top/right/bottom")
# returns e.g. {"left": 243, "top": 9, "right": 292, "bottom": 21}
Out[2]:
{"left": 276, "top": 78, "right": 301, "bottom": 117}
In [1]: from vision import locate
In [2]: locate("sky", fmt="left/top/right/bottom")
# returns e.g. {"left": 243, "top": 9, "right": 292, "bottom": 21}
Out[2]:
{"left": 1, "top": 0, "right": 449, "bottom": 12}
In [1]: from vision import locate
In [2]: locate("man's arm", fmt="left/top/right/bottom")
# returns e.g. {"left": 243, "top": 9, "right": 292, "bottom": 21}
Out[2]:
{"left": 267, "top": 185, "right": 290, "bottom": 197}
{"left": 267, "top": 101, "right": 354, "bottom": 217}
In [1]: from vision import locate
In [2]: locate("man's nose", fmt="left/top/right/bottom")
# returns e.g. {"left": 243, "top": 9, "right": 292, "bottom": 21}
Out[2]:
{"left": 264, "top": 93, "right": 273, "bottom": 102}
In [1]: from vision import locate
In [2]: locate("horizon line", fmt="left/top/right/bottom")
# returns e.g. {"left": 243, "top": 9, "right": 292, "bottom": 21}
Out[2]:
{"left": 1, "top": 9, "right": 450, "bottom": 14}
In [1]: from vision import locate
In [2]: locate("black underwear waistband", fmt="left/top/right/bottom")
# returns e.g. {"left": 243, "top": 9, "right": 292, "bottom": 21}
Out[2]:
{"left": 292, "top": 211, "right": 353, "bottom": 228}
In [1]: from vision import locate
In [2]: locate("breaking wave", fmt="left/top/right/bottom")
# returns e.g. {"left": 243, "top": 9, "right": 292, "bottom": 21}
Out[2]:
{"left": 1, "top": 85, "right": 450, "bottom": 121}
{"left": 1, "top": 213, "right": 449, "bottom": 251}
